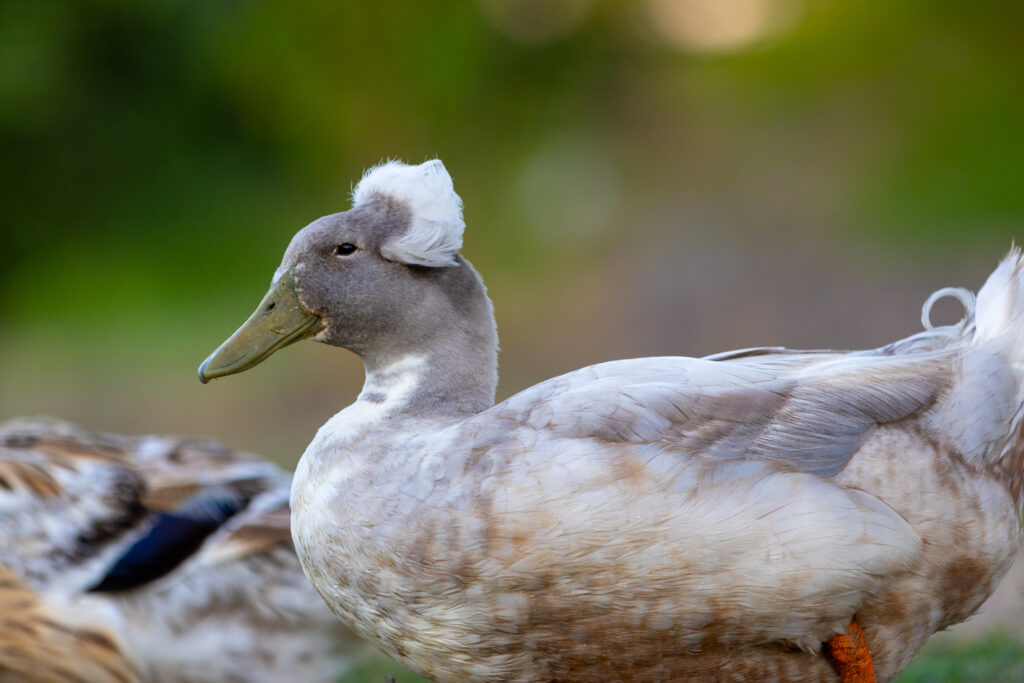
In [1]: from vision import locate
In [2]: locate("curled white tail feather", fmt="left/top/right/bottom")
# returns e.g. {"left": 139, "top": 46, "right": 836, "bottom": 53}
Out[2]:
{"left": 921, "top": 287, "right": 975, "bottom": 331}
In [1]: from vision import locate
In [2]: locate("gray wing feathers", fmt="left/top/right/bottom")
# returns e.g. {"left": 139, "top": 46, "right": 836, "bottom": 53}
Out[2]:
{"left": 509, "top": 355, "right": 950, "bottom": 477}
{"left": 744, "top": 361, "right": 945, "bottom": 475}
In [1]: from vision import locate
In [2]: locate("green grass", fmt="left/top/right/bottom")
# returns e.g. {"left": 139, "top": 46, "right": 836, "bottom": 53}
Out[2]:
{"left": 895, "top": 632, "right": 1024, "bottom": 683}
{"left": 338, "top": 656, "right": 429, "bottom": 683}
{"left": 339, "top": 632, "right": 1024, "bottom": 683}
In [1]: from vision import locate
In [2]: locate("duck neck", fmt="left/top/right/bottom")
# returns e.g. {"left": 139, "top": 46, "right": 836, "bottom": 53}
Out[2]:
{"left": 357, "top": 257, "right": 499, "bottom": 421}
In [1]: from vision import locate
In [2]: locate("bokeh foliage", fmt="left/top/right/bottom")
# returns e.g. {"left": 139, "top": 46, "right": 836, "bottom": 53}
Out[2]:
{"left": 3, "top": 0, "right": 1023, "bottom": 328}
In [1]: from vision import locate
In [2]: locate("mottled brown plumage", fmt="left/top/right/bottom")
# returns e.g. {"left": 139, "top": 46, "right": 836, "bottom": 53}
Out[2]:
{"left": 0, "top": 567, "right": 136, "bottom": 683}
{"left": 0, "top": 418, "right": 365, "bottom": 683}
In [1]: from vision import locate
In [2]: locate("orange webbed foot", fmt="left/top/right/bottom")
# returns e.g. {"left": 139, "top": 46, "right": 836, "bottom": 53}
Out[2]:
{"left": 824, "top": 620, "right": 877, "bottom": 683}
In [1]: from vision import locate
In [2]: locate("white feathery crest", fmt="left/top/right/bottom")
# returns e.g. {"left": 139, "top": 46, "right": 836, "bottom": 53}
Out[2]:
{"left": 352, "top": 159, "right": 464, "bottom": 267}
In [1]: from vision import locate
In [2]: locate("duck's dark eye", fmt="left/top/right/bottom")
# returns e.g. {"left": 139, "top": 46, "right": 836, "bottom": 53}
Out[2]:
{"left": 335, "top": 243, "right": 357, "bottom": 256}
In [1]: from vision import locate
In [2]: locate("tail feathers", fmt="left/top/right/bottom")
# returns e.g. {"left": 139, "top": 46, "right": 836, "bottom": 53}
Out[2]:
{"left": 939, "top": 247, "right": 1024, "bottom": 464}
{"left": 975, "top": 246, "right": 1024, "bottom": 351}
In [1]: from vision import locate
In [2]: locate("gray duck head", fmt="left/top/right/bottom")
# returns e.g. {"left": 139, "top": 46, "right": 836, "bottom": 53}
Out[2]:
{"left": 198, "top": 160, "right": 497, "bottom": 407}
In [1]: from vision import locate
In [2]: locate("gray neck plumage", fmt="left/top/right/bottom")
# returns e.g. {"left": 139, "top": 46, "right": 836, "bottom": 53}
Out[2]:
{"left": 358, "top": 256, "right": 498, "bottom": 420}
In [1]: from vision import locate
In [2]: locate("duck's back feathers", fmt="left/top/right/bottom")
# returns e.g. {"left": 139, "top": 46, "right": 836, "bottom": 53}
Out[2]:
{"left": 0, "top": 418, "right": 284, "bottom": 592}
{"left": 490, "top": 350, "right": 950, "bottom": 477}
{"left": 0, "top": 423, "right": 147, "bottom": 593}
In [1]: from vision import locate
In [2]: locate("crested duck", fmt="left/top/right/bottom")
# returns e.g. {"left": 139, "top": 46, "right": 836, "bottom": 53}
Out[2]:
{"left": 199, "top": 159, "right": 1024, "bottom": 682}
{"left": 0, "top": 417, "right": 365, "bottom": 683}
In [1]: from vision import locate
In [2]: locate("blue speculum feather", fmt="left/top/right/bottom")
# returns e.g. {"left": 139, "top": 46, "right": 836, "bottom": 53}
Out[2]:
{"left": 88, "top": 494, "right": 247, "bottom": 592}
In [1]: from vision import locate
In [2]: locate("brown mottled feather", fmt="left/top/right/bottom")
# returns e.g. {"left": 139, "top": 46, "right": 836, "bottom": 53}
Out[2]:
{"left": 0, "top": 460, "right": 63, "bottom": 498}
{"left": 0, "top": 418, "right": 365, "bottom": 683}
{"left": 0, "top": 568, "right": 138, "bottom": 683}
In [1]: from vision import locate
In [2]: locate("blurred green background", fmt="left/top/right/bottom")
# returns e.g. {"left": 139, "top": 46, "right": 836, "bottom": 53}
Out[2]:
{"left": 2, "top": 0, "right": 1023, "bottom": 679}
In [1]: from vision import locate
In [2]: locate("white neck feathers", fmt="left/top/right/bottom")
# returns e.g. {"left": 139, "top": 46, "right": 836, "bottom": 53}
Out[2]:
{"left": 317, "top": 354, "right": 428, "bottom": 446}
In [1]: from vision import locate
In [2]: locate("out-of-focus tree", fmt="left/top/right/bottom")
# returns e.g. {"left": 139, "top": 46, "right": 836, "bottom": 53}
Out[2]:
{"left": 3, "top": 0, "right": 1022, "bottom": 323}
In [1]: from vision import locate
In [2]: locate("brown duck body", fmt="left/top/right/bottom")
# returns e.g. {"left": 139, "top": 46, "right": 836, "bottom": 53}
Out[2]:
{"left": 0, "top": 566, "right": 136, "bottom": 683}
{"left": 0, "top": 418, "right": 364, "bottom": 683}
